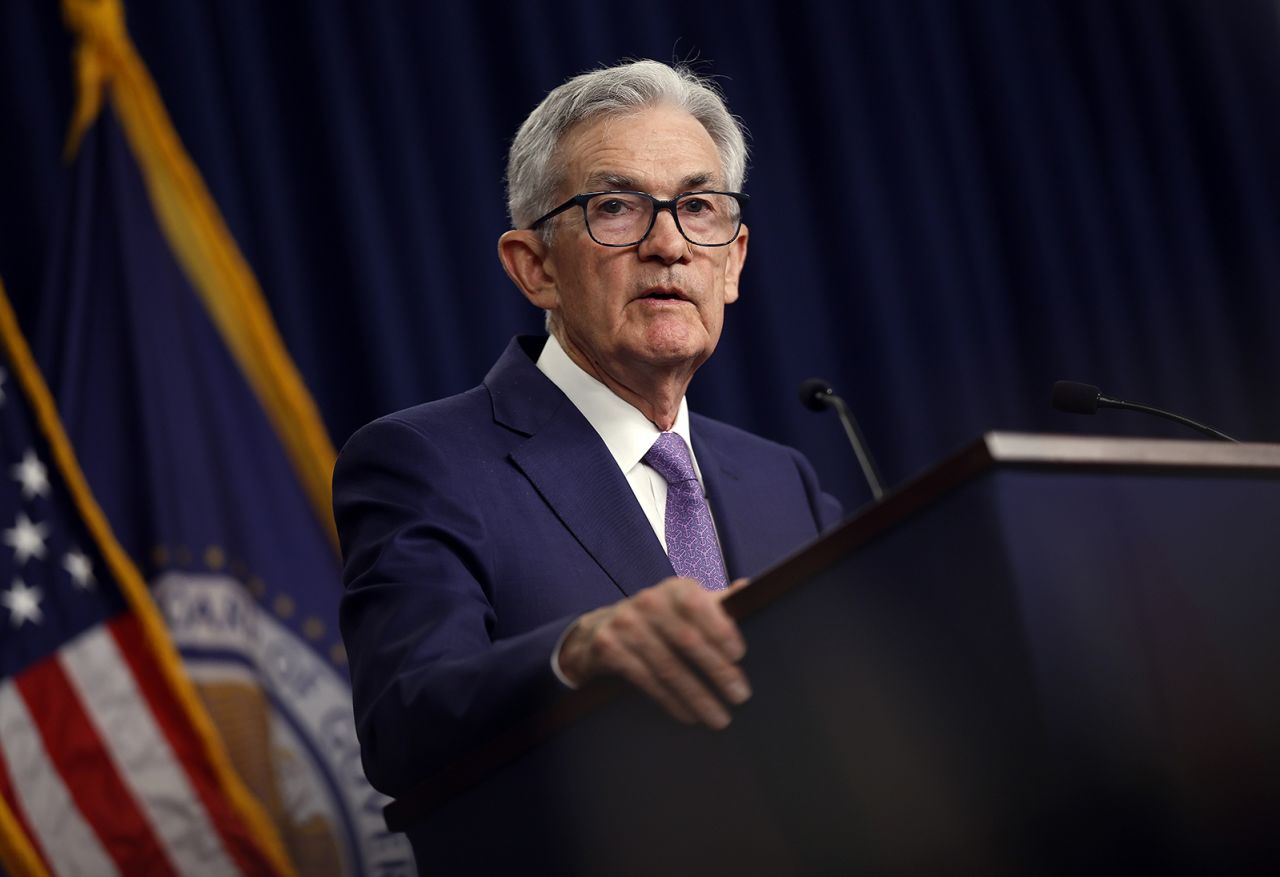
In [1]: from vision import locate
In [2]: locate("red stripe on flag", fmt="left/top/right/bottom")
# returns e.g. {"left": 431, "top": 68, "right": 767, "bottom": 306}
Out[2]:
{"left": 15, "top": 655, "right": 180, "bottom": 877}
{"left": 108, "top": 614, "right": 286, "bottom": 877}
{"left": 0, "top": 743, "right": 54, "bottom": 876}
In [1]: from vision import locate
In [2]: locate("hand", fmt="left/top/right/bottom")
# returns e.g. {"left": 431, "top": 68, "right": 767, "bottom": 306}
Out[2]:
{"left": 556, "top": 576, "right": 751, "bottom": 729}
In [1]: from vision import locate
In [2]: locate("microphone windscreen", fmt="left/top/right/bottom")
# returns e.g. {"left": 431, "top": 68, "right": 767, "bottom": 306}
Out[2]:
{"left": 1052, "top": 380, "right": 1101, "bottom": 415}
{"left": 798, "top": 378, "right": 834, "bottom": 411}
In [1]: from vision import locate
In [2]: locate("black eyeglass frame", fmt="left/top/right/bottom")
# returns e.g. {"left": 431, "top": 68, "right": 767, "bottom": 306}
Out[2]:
{"left": 527, "top": 190, "right": 750, "bottom": 248}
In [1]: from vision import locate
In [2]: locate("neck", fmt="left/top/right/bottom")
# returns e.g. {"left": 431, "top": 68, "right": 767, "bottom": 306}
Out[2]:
{"left": 554, "top": 330, "right": 694, "bottom": 431}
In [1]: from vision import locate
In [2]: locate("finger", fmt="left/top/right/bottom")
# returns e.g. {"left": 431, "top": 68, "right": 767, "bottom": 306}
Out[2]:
{"left": 637, "top": 643, "right": 732, "bottom": 730}
{"left": 667, "top": 580, "right": 747, "bottom": 664}
{"left": 620, "top": 599, "right": 734, "bottom": 729}
{"left": 653, "top": 610, "right": 752, "bottom": 709}
{"left": 614, "top": 651, "right": 701, "bottom": 725}
{"left": 583, "top": 614, "right": 698, "bottom": 725}
{"left": 720, "top": 577, "right": 751, "bottom": 598}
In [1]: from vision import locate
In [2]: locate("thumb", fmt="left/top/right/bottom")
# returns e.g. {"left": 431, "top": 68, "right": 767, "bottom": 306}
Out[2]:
{"left": 717, "top": 577, "right": 751, "bottom": 601}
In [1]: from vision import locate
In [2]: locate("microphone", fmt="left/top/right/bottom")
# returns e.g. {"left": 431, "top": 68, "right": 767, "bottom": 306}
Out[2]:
{"left": 798, "top": 378, "right": 886, "bottom": 500}
{"left": 1051, "top": 380, "right": 1238, "bottom": 442}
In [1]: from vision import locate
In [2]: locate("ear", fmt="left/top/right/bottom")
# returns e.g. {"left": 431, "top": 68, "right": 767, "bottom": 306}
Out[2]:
{"left": 721, "top": 223, "right": 748, "bottom": 305}
{"left": 498, "top": 230, "right": 560, "bottom": 311}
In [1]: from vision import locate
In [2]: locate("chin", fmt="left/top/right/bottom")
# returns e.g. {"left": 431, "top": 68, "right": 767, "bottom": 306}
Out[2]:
{"left": 618, "top": 310, "right": 717, "bottom": 366}
{"left": 637, "top": 332, "right": 714, "bottom": 368}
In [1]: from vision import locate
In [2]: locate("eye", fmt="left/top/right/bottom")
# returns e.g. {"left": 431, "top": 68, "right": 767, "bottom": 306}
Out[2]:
{"left": 589, "top": 194, "right": 644, "bottom": 218}
{"left": 679, "top": 196, "right": 715, "bottom": 215}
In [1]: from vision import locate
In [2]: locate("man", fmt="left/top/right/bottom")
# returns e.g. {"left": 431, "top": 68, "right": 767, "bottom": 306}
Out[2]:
{"left": 333, "top": 60, "right": 842, "bottom": 801}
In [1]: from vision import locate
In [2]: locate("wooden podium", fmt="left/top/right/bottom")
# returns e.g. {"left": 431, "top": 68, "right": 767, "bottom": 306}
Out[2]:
{"left": 385, "top": 434, "right": 1280, "bottom": 874}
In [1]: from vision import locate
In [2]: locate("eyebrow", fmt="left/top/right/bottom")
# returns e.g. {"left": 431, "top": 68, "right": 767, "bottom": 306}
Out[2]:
{"left": 583, "top": 171, "right": 719, "bottom": 192}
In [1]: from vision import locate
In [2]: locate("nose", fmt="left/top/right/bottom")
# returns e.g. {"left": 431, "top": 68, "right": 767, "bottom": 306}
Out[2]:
{"left": 637, "top": 206, "right": 690, "bottom": 264}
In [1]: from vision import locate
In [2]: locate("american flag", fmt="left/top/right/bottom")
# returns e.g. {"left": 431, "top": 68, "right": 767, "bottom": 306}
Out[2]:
{"left": 0, "top": 286, "right": 291, "bottom": 877}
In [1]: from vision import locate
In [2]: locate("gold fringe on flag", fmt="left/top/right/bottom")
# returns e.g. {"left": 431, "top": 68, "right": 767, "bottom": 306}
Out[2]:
{"left": 62, "top": 0, "right": 340, "bottom": 549}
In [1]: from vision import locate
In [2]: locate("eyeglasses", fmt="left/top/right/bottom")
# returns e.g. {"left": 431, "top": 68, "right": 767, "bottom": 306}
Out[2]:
{"left": 528, "top": 190, "right": 749, "bottom": 247}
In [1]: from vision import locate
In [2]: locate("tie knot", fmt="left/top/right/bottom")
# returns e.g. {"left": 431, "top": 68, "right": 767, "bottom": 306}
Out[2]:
{"left": 644, "top": 432, "right": 698, "bottom": 486}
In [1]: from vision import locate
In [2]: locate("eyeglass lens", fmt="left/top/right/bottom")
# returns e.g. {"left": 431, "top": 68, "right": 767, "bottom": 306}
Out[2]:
{"left": 585, "top": 193, "right": 740, "bottom": 246}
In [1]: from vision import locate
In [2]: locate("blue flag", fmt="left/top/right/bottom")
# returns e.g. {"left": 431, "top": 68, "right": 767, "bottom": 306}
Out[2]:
{"left": 0, "top": 280, "right": 294, "bottom": 877}
{"left": 27, "top": 4, "right": 414, "bottom": 873}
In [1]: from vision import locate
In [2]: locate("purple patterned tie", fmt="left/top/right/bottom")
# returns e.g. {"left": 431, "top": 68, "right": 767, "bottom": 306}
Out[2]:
{"left": 643, "top": 432, "right": 729, "bottom": 591}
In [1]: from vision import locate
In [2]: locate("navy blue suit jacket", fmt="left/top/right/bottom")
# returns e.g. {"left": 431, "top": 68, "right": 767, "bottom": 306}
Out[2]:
{"left": 334, "top": 336, "right": 843, "bottom": 796}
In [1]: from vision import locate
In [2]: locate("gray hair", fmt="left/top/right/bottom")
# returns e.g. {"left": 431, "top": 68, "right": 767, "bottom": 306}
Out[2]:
{"left": 505, "top": 59, "right": 749, "bottom": 231}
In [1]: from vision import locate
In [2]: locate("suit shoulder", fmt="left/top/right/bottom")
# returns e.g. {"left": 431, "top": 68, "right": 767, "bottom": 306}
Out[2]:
{"left": 340, "top": 385, "right": 493, "bottom": 454}
{"left": 690, "top": 412, "right": 798, "bottom": 459}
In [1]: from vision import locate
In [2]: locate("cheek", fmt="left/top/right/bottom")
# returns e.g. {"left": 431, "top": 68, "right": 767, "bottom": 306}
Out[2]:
{"left": 704, "top": 305, "right": 726, "bottom": 340}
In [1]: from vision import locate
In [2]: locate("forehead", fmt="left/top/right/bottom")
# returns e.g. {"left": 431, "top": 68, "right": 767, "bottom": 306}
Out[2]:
{"left": 558, "top": 105, "right": 724, "bottom": 194}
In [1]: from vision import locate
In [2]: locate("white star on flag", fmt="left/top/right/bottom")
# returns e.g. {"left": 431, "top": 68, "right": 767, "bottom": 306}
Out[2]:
{"left": 3, "top": 512, "right": 49, "bottom": 564}
{"left": 64, "top": 548, "right": 96, "bottom": 590}
{"left": 10, "top": 448, "right": 50, "bottom": 499}
{"left": 2, "top": 577, "right": 43, "bottom": 627}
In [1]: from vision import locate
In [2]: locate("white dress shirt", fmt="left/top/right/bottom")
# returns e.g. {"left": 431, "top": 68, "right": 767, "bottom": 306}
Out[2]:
{"left": 536, "top": 333, "right": 709, "bottom": 552}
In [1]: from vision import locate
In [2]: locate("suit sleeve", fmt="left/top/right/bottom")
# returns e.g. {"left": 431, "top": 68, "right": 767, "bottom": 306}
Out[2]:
{"left": 790, "top": 446, "right": 845, "bottom": 532}
{"left": 333, "top": 416, "right": 574, "bottom": 797}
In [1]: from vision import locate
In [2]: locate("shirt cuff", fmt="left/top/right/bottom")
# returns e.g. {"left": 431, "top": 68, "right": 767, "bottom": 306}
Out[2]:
{"left": 549, "top": 618, "right": 581, "bottom": 690}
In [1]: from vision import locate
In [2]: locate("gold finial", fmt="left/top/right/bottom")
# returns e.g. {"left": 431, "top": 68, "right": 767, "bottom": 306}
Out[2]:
{"left": 62, "top": 0, "right": 129, "bottom": 159}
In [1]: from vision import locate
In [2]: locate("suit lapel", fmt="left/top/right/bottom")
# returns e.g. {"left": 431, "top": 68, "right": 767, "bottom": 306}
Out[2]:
{"left": 488, "top": 338, "right": 674, "bottom": 598}
{"left": 510, "top": 406, "right": 674, "bottom": 598}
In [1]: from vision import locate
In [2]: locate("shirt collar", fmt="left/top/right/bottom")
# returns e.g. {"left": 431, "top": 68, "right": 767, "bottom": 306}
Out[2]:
{"left": 536, "top": 333, "right": 695, "bottom": 475}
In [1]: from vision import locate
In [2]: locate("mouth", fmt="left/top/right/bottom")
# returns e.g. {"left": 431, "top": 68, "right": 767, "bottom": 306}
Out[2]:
{"left": 636, "top": 286, "right": 691, "bottom": 303}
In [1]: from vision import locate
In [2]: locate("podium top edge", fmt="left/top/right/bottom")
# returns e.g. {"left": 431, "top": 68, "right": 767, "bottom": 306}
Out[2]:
{"left": 978, "top": 432, "right": 1280, "bottom": 471}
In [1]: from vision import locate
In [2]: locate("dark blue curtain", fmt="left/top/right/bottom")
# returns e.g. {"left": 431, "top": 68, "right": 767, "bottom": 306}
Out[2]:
{"left": 3, "top": 0, "right": 1280, "bottom": 512}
